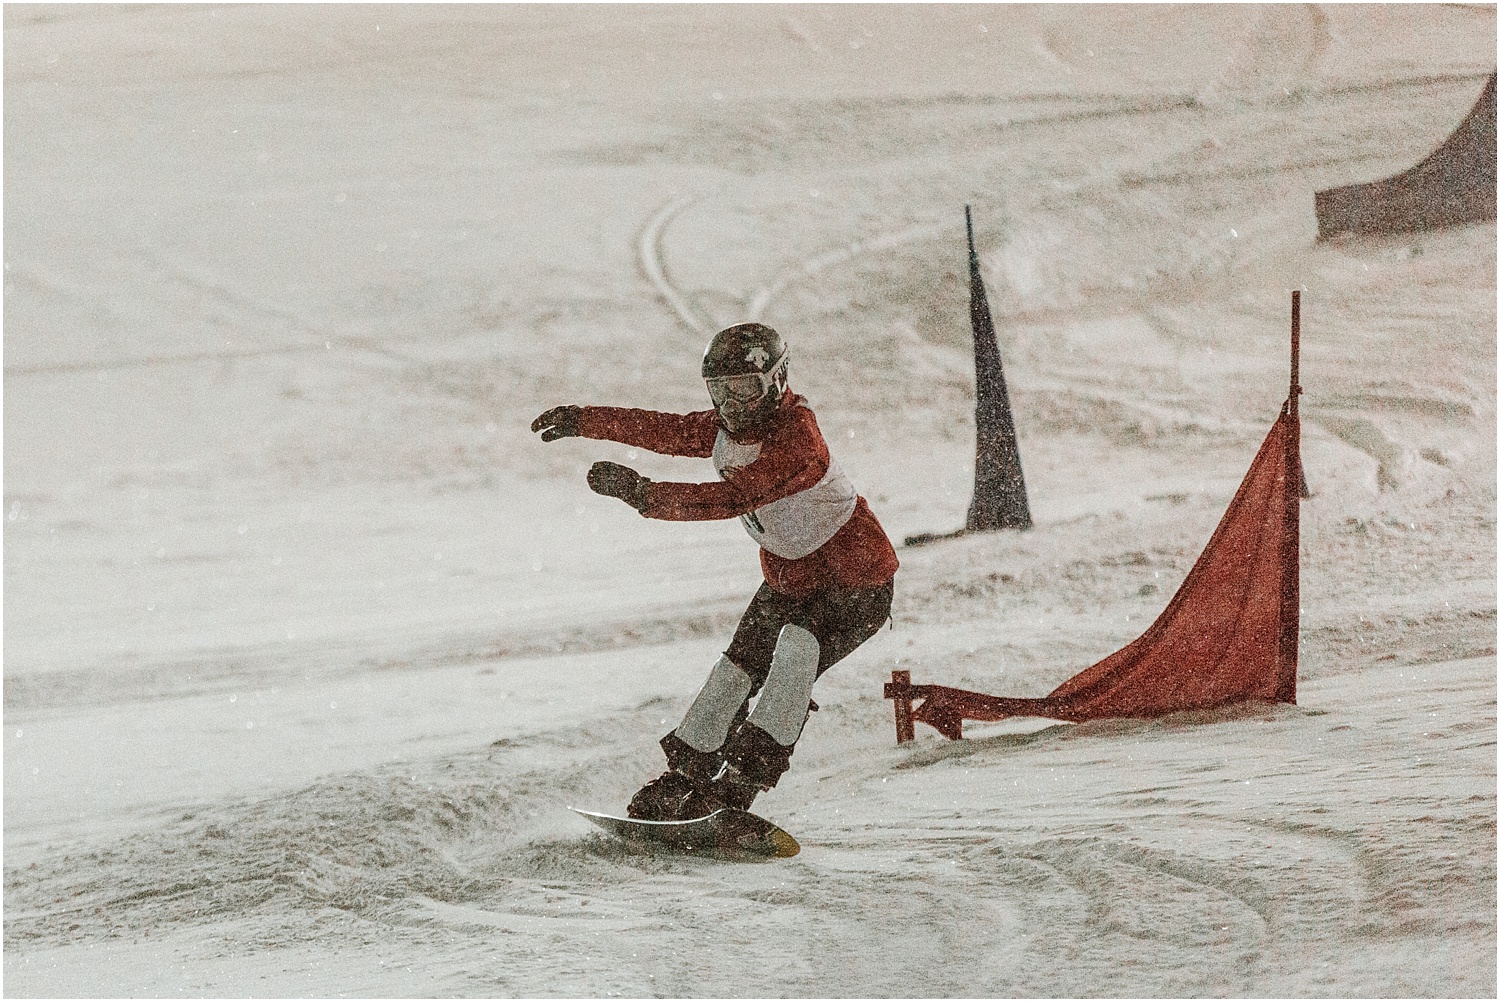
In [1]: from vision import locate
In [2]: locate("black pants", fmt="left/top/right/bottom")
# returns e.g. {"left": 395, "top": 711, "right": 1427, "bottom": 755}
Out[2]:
{"left": 725, "top": 579, "right": 895, "bottom": 699}
{"left": 659, "top": 578, "right": 894, "bottom": 789}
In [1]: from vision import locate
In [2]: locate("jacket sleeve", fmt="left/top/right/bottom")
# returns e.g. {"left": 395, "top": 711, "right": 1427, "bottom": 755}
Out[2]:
{"left": 641, "top": 407, "right": 829, "bottom": 521}
{"left": 576, "top": 406, "right": 719, "bottom": 458}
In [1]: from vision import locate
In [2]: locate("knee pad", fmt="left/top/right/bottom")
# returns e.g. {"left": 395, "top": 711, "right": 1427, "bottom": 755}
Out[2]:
{"left": 674, "top": 655, "right": 753, "bottom": 753}
{"left": 746, "top": 624, "right": 820, "bottom": 746}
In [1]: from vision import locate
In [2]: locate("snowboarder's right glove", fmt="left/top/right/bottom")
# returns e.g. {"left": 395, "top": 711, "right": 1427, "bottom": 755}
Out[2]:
{"left": 531, "top": 405, "right": 582, "bottom": 441}
{"left": 587, "top": 460, "right": 651, "bottom": 513}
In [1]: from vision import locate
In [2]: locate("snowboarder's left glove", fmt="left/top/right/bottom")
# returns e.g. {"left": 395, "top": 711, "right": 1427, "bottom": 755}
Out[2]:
{"left": 588, "top": 461, "right": 651, "bottom": 513}
{"left": 531, "top": 405, "right": 582, "bottom": 441}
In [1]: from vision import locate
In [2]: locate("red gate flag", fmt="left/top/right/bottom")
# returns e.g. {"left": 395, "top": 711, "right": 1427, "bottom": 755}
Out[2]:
{"left": 887, "top": 293, "right": 1303, "bottom": 741}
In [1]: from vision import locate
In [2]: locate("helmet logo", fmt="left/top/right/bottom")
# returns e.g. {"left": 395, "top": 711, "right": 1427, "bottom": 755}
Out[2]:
{"left": 744, "top": 346, "right": 770, "bottom": 369}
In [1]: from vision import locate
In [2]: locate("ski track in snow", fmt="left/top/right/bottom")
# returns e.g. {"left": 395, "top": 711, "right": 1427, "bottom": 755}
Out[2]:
{"left": 639, "top": 193, "right": 947, "bottom": 338}
{"left": 1197, "top": 3, "right": 1328, "bottom": 106}
{"left": 747, "top": 221, "right": 949, "bottom": 323}
{"left": 636, "top": 195, "right": 708, "bottom": 335}
{"left": 638, "top": 188, "right": 947, "bottom": 335}
{"left": 5, "top": 343, "right": 329, "bottom": 378}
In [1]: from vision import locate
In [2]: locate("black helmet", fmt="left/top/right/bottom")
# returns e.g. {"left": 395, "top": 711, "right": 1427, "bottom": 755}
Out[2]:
{"left": 702, "top": 323, "right": 790, "bottom": 432}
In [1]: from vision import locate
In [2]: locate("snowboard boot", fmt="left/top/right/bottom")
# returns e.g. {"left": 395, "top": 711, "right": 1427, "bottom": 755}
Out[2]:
{"left": 714, "top": 721, "right": 795, "bottom": 811}
{"left": 626, "top": 731, "right": 735, "bottom": 821}
{"left": 626, "top": 771, "right": 723, "bottom": 822}
{"left": 659, "top": 730, "right": 724, "bottom": 786}
{"left": 708, "top": 762, "right": 765, "bottom": 812}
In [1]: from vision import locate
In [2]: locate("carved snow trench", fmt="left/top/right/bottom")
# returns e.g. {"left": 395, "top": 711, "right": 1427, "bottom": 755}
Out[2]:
{"left": 637, "top": 196, "right": 708, "bottom": 335}
{"left": 637, "top": 196, "right": 946, "bottom": 335}
{"left": 745, "top": 222, "right": 948, "bottom": 322}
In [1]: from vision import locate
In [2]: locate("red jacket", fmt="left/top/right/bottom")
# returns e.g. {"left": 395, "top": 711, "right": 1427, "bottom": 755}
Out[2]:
{"left": 577, "top": 394, "right": 898, "bottom": 597}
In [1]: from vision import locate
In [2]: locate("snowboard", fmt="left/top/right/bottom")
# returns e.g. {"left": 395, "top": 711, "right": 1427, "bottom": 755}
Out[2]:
{"left": 572, "top": 806, "right": 800, "bottom": 859}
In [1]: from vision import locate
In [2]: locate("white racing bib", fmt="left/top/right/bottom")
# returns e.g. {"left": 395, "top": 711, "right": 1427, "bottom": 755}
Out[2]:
{"left": 713, "top": 430, "right": 858, "bottom": 559}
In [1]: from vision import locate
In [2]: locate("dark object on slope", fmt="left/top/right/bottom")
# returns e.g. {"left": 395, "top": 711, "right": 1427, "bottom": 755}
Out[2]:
{"left": 964, "top": 205, "right": 1033, "bottom": 532}
{"left": 1316, "top": 73, "right": 1496, "bottom": 239}
{"left": 905, "top": 207, "right": 1031, "bottom": 547}
{"left": 887, "top": 292, "right": 1305, "bottom": 741}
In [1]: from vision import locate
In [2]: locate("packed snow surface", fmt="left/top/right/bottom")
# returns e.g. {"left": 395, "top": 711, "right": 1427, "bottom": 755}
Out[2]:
{"left": 4, "top": 5, "right": 1495, "bottom": 997}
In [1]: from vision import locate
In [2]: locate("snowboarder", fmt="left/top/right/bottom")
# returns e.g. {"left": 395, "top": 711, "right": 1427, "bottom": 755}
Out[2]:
{"left": 531, "top": 322, "right": 899, "bottom": 820}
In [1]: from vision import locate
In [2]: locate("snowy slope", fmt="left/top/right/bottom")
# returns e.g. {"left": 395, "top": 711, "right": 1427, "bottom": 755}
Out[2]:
{"left": 4, "top": 5, "right": 1495, "bottom": 997}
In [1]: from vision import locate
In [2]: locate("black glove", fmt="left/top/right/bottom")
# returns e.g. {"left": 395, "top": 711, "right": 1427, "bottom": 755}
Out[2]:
{"left": 531, "top": 405, "right": 582, "bottom": 442}
{"left": 587, "top": 461, "right": 651, "bottom": 513}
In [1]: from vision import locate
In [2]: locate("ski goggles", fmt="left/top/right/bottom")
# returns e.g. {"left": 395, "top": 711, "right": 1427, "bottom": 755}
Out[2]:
{"left": 706, "top": 353, "right": 787, "bottom": 407}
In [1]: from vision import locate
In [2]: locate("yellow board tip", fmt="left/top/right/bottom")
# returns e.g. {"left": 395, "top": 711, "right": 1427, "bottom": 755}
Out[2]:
{"left": 768, "top": 829, "right": 801, "bottom": 857}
